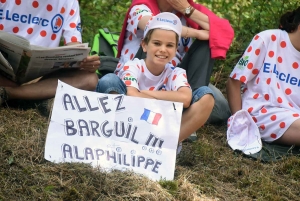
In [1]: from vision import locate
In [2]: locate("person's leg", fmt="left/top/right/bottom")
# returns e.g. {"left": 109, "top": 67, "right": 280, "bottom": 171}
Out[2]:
{"left": 179, "top": 39, "right": 214, "bottom": 90}
{"left": 0, "top": 74, "right": 19, "bottom": 87}
{"left": 206, "top": 83, "right": 231, "bottom": 124}
{"left": 2, "top": 69, "right": 98, "bottom": 102}
{"left": 179, "top": 40, "right": 230, "bottom": 124}
{"left": 96, "top": 73, "right": 127, "bottom": 94}
{"left": 179, "top": 86, "right": 215, "bottom": 142}
{"left": 273, "top": 119, "right": 300, "bottom": 146}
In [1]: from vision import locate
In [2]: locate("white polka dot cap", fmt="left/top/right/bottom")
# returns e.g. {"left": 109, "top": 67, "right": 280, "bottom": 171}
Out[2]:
{"left": 144, "top": 12, "right": 182, "bottom": 40}
{"left": 227, "top": 110, "right": 262, "bottom": 155}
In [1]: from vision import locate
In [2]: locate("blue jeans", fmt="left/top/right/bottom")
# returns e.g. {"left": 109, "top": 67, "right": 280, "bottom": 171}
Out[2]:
{"left": 96, "top": 73, "right": 215, "bottom": 110}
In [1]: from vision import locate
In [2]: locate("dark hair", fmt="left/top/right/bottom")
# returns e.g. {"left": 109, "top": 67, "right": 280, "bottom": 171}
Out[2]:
{"left": 143, "top": 29, "right": 179, "bottom": 46}
{"left": 279, "top": 7, "right": 300, "bottom": 33}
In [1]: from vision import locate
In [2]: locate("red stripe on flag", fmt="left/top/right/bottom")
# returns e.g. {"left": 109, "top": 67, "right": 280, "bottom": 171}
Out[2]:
{"left": 152, "top": 113, "right": 162, "bottom": 125}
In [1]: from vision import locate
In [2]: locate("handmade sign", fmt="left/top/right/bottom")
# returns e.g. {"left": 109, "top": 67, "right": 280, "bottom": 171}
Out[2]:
{"left": 44, "top": 80, "right": 183, "bottom": 181}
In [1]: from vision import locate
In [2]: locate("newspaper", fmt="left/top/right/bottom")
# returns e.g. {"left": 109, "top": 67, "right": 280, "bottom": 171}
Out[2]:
{"left": 0, "top": 31, "right": 90, "bottom": 84}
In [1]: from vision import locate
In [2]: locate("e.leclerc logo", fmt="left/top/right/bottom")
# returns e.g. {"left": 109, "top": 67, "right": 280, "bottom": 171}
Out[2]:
{"left": 0, "top": 9, "right": 64, "bottom": 33}
{"left": 51, "top": 14, "right": 64, "bottom": 33}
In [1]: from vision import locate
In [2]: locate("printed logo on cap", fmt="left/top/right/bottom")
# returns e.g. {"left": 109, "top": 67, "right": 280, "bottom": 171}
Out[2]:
{"left": 156, "top": 17, "right": 177, "bottom": 25}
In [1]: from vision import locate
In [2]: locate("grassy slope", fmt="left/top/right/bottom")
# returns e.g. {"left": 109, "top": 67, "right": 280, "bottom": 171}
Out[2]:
{"left": 0, "top": 98, "right": 299, "bottom": 201}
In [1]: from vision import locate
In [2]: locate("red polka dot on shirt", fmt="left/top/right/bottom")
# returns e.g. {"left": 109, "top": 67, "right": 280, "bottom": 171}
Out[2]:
{"left": 47, "top": 4, "right": 52, "bottom": 11}
{"left": 252, "top": 69, "right": 259, "bottom": 75}
{"left": 15, "top": 0, "right": 21, "bottom": 5}
{"left": 268, "top": 51, "right": 274, "bottom": 58}
{"left": 261, "top": 108, "right": 267, "bottom": 113}
{"left": 123, "top": 65, "right": 129, "bottom": 71}
{"left": 240, "top": 76, "right": 246, "bottom": 83}
{"left": 270, "top": 133, "right": 277, "bottom": 139}
{"left": 277, "top": 97, "right": 282, "bottom": 103}
{"left": 248, "top": 107, "right": 253, "bottom": 113}
{"left": 71, "top": 36, "right": 78, "bottom": 42}
{"left": 255, "top": 49, "right": 260, "bottom": 55}
{"left": 60, "top": 7, "right": 65, "bottom": 14}
{"left": 32, "top": 1, "right": 39, "bottom": 8}
{"left": 40, "top": 30, "right": 47, "bottom": 37}
{"left": 271, "top": 115, "right": 277, "bottom": 121}
{"left": 266, "top": 78, "right": 271, "bottom": 85}
{"left": 125, "top": 80, "right": 131, "bottom": 86}
{"left": 279, "top": 122, "right": 285, "bottom": 128}
{"left": 51, "top": 34, "right": 56, "bottom": 40}
{"left": 129, "top": 34, "right": 133, "bottom": 41}
{"left": 259, "top": 124, "right": 265, "bottom": 130}
{"left": 27, "top": 28, "right": 33, "bottom": 34}
{"left": 280, "top": 41, "right": 286, "bottom": 48}
{"left": 293, "top": 113, "right": 299, "bottom": 117}
{"left": 13, "top": 27, "right": 19, "bottom": 33}
{"left": 70, "top": 23, "right": 76, "bottom": 28}
{"left": 271, "top": 34, "right": 276, "bottom": 41}
{"left": 247, "top": 46, "right": 252, "bottom": 52}
{"left": 247, "top": 62, "right": 253, "bottom": 69}
{"left": 264, "top": 94, "right": 269, "bottom": 101}
{"left": 172, "top": 75, "right": 177, "bottom": 80}
{"left": 70, "top": 9, "right": 75, "bottom": 16}
{"left": 277, "top": 56, "right": 283, "bottom": 63}
{"left": 292, "top": 62, "right": 299, "bottom": 69}
{"left": 285, "top": 88, "right": 292, "bottom": 95}
{"left": 149, "top": 86, "right": 155, "bottom": 91}
{"left": 253, "top": 93, "right": 259, "bottom": 99}
{"left": 254, "top": 35, "right": 259, "bottom": 40}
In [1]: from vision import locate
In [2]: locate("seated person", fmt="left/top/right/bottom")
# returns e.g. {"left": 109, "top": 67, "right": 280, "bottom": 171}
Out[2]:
{"left": 115, "top": 0, "right": 234, "bottom": 124}
{"left": 226, "top": 7, "right": 300, "bottom": 146}
{"left": 97, "top": 12, "right": 215, "bottom": 142}
{"left": 0, "top": 0, "right": 99, "bottom": 111}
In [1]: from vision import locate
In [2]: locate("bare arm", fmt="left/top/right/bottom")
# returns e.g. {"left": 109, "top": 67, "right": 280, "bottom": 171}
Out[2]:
{"left": 226, "top": 78, "right": 242, "bottom": 114}
{"left": 166, "top": 0, "right": 210, "bottom": 30}
{"left": 141, "top": 86, "right": 192, "bottom": 108}
{"left": 127, "top": 87, "right": 156, "bottom": 99}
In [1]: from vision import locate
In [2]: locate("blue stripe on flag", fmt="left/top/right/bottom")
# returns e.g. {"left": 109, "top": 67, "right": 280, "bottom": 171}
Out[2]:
{"left": 140, "top": 108, "right": 150, "bottom": 121}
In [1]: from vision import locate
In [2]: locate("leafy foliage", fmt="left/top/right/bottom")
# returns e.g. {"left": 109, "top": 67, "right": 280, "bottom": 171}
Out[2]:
{"left": 79, "top": 0, "right": 298, "bottom": 87}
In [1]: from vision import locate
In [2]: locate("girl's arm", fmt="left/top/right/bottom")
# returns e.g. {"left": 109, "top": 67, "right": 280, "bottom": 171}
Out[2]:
{"left": 141, "top": 86, "right": 192, "bottom": 108}
{"left": 226, "top": 78, "right": 242, "bottom": 114}
{"left": 126, "top": 86, "right": 156, "bottom": 99}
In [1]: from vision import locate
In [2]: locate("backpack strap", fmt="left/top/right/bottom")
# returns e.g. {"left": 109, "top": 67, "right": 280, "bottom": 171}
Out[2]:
{"left": 99, "top": 28, "right": 120, "bottom": 57}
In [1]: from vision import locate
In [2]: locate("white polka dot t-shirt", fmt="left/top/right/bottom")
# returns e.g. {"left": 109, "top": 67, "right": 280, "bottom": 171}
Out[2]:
{"left": 117, "top": 58, "right": 191, "bottom": 92}
{"left": 230, "top": 29, "right": 300, "bottom": 142}
{"left": 116, "top": 4, "right": 192, "bottom": 72}
{"left": 0, "top": 0, "right": 82, "bottom": 47}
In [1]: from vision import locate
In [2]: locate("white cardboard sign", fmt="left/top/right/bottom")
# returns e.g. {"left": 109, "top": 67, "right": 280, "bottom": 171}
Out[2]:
{"left": 44, "top": 80, "right": 183, "bottom": 181}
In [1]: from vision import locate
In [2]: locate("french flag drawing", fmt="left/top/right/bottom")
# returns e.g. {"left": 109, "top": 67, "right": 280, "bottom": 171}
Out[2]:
{"left": 140, "top": 108, "right": 162, "bottom": 125}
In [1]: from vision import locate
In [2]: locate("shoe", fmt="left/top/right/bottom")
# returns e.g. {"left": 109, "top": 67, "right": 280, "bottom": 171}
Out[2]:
{"left": 37, "top": 98, "right": 54, "bottom": 117}
{"left": 183, "top": 131, "right": 198, "bottom": 142}
{"left": 177, "top": 142, "right": 183, "bottom": 155}
{"left": 0, "top": 87, "right": 8, "bottom": 105}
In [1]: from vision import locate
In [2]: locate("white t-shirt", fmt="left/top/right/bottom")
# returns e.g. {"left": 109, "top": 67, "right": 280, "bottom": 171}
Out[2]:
{"left": 116, "top": 4, "right": 193, "bottom": 72}
{"left": 0, "top": 0, "right": 82, "bottom": 47}
{"left": 230, "top": 29, "right": 300, "bottom": 142}
{"left": 117, "top": 58, "right": 191, "bottom": 92}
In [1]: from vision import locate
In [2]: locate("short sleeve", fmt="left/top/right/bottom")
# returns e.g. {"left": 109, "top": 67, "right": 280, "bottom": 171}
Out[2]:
{"left": 167, "top": 67, "right": 191, "bottom": 91}
{"left": 230, "top": 34, "right": 267, "bottom": 84}
{"left": 127, "top": 5, "right": 153, "bottom": 37}
{"left": 62, "top": 0, "right": 82, "bottom": 44}
{"left": 118, "top": 60, "right": 141, "bottom": 90}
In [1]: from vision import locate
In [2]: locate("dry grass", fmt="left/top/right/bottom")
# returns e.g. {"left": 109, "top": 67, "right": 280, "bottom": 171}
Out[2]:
{"left": 0, "top": 95, "right": 300, "bottom": 200}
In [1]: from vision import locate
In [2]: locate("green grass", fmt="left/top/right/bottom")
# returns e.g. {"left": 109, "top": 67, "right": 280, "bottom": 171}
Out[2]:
{"left": 0, "top": 100, "right": 299, "bottom": 200}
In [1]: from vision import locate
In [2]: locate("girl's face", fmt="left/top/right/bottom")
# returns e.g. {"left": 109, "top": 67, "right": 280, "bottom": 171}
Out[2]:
{"left": 142, "top": 29, "right": 177, "bottom": 75}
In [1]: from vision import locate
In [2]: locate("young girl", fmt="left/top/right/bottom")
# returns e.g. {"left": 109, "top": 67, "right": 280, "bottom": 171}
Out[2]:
{"left": 97, "top": 12, "right": 215, "bottom": 142}
{"left": 226, "top": 7, "right": 300, "bottom": 145}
